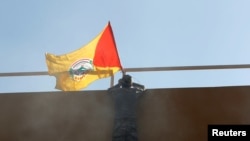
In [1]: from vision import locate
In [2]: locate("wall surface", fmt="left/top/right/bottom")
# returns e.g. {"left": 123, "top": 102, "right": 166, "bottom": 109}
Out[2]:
{"left": 0, "top": 86, "right": 250, "bottom": 141}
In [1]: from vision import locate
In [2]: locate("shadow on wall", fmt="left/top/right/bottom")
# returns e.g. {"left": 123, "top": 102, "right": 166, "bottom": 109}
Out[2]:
{"left": 0, "top": 86, "right": 250, "bottom": 141}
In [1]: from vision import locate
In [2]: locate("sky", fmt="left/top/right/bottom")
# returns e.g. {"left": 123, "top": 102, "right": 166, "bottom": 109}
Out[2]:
{"left": 1, "top": 0, "right": 250, "bottom": 93}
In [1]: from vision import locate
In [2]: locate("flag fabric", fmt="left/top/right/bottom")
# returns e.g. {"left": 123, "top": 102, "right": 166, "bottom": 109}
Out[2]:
{"left": 45, "top": 22, "right": 123, "bottom": 91}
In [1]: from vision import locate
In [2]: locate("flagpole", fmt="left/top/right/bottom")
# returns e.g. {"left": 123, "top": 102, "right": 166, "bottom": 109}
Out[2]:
{"left": 110, "top": 75, "right": 114, "bottom": 87}
{"left": 109, "top": 70, "right": 115, "bottom": 87}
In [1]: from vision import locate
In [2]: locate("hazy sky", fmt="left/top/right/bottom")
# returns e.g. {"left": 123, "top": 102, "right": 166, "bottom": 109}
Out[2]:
{"left": 1, "top": 0, "right": 250, "bottom": 93}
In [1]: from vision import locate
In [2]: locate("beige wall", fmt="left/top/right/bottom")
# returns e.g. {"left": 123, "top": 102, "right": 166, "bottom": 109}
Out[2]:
{"left": 0, "top": 86, "right": 250, "bottom": 141}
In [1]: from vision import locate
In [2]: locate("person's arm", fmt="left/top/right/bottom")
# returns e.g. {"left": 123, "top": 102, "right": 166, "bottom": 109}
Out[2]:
{"left": 132, "top": 82, "right": 145, "bottom": 91}
{"left": 131, "top": 82, "right": 146, "bottom": 98}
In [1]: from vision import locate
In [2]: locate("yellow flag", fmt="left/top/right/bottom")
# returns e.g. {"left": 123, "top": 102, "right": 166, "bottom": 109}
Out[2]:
{"left": 45, "top": 22, "right": 123, "bottom": 91}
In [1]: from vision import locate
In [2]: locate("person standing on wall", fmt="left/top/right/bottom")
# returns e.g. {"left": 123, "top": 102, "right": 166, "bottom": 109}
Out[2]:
{"left": 108, "top": 74, "right": 145, "bottom": 141}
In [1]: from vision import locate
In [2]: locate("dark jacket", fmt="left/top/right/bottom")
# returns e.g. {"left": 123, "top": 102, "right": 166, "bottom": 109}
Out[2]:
{"left": 108, "top": 86, "right": 144, "bottom": 119}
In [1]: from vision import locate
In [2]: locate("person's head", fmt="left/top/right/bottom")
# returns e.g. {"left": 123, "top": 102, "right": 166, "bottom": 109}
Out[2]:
{"left": 120, "top": 74, "right": 132, "bottom": 88}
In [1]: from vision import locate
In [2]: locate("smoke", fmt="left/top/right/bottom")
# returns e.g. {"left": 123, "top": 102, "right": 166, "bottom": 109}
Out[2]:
{"left": 1, "top": 86, "right": 250, "bottom": 141}
{"left": 137, "top": 86, "right": 250, "bottom": 141}
{"left": 0, "top": 91, "right": 114, "bottom": 141}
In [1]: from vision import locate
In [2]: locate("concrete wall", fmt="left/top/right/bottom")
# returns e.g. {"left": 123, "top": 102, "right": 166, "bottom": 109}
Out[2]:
{"left": 0, "top": 86, "right": 250, "bottom": 141}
